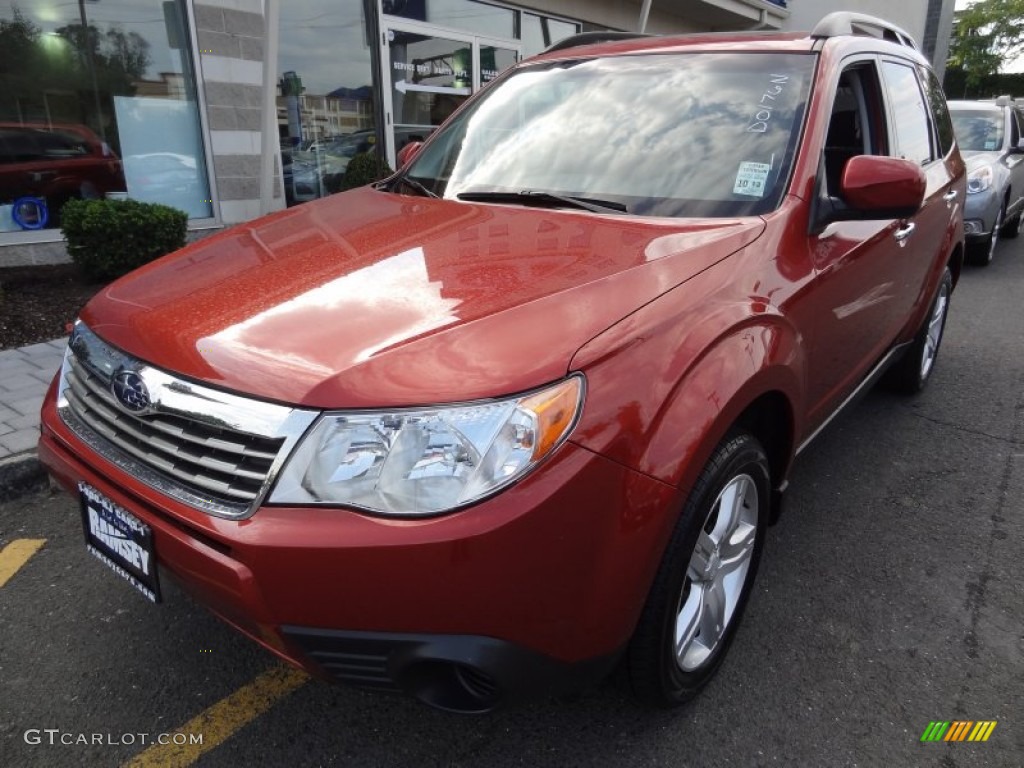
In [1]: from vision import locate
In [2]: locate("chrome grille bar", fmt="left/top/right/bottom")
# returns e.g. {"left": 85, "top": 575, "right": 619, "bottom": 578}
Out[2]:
{"left": 70, "top": 360, "right": 279, "bottom": 461}
{"left": 57, "top": 323, "right": 319, "bottom": 519}
{"left": 66, "top": 364, "right": 272, "bottom": 485}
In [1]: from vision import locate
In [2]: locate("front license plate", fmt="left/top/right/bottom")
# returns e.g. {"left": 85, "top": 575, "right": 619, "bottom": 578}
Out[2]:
{"left": 79, "top": 482, "right": 161, "bottom": 603}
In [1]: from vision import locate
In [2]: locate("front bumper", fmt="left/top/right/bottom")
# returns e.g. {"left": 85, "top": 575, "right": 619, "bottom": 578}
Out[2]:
{"left": 963, "top": 188, "right": 1003, "bottom": 240}
{"left": 281, "top": 626, "right": 619, "bottom": 713}
{"left": 39, "top": 378, "right": 680, "bottom": 710}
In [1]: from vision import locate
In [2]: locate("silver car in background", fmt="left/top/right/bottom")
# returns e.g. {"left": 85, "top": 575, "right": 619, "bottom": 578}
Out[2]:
{"left": 948, "top": 97, "right": 1024, "bottom": 265}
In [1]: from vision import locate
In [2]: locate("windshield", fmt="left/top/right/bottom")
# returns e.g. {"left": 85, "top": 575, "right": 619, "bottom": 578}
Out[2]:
{"left": 403, "top": 52, "right": 815, "bottom": 217}
{"left": 950, "top": 109, "right": 1005, "bottom": 152}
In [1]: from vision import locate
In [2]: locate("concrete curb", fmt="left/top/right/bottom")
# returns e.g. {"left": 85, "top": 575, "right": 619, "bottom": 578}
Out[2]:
{"left": 0, "top": 452, "right": 47, "bottom": 503}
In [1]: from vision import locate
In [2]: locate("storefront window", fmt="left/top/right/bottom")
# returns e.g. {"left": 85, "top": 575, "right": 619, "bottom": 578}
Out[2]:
{"left": 0, "top": 0, "right": 211, "bottom": 233}
{"left": 275, "top": 1, "right": 577, "bottom": 206}
{"left": 384, "top": 0, "right": 514, "bottom": 39}
{"left": 278, "top": 2, "right": 377, "bottom": 207}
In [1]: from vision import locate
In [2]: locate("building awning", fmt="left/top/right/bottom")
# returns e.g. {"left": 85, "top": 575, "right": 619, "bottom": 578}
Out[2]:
{"left": 641, "top": 0, "right": 789, "bottom": 33}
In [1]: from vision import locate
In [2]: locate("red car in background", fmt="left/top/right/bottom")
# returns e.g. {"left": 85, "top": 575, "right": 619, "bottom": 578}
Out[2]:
{"left": 39, "top": 13, "right": 965, "bottom": 713}
{"left": 0, "top": 122, "right": 124, "bottom": 227}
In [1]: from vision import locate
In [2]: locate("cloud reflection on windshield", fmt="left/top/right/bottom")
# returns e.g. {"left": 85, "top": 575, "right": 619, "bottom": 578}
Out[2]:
{"left": 439, "top": 54, "right": 813, "bottom": 217}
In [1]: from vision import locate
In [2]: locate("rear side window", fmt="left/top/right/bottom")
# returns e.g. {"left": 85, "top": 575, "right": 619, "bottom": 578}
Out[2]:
{"left": 881, "top": 61, "right": 934, "bottom": 165}
{"left": 0, "top": 129, "right": 40, "bottom": 164}
{"left": 919, "top": 67, "right": 955, "bottom": 157}
{"left": 37, "top": 130, "right": 90, "bottom": 158}
{"left": 0, "top": 128, "right": 89, "bottom": 163}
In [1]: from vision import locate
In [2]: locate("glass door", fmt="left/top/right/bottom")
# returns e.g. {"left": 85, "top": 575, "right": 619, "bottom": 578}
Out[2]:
{"left": 477, "top": 38, "right": 520, "bottom": 88}
{"left": 381, "top": 20, "right": 520, "bottom": 167}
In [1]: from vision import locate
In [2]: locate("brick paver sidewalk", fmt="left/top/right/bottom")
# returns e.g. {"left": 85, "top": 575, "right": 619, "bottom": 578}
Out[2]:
{"left": 0, "top": 339, "right": 66, "bottom": 460}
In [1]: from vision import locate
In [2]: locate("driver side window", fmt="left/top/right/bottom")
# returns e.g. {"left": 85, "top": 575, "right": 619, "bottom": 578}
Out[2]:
{"left": 823, "top": 64, "right": 888, "bottom": 197}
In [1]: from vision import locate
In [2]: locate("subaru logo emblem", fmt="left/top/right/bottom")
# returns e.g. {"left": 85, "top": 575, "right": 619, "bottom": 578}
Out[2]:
{"left": 111, "top": 370, "right": 150, "bottom": 413}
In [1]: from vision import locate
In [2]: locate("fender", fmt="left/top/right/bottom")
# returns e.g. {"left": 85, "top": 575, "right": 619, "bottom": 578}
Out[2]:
{"left": 639, "top": 326, "right": 802, "bottom": 495}
{"left": 566, "top": 267, "right": 805, "bottom": 640}
{"left": 570, "top": 256, "right": 805, "bottom": 497}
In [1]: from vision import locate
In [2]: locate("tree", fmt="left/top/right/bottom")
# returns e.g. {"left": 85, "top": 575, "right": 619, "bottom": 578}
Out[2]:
{"left": 0, "top": 3, "right": 151, "bottom": 130}
{"left": 55, "top": 23, "right": 151, "bottom": 93}
{"left": 947, "top": 0, "right": 1024, "bottom": 90}
{"left": 0, "top": 7, "right": 48, "bottom": 103}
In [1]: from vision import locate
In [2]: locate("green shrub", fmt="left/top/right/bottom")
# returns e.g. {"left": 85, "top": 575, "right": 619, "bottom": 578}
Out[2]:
{"left": 341, "top": 151, "right": 393, "bottom": 191}
{"left": 61, "top": 198, "right": 188, "bottom": 281}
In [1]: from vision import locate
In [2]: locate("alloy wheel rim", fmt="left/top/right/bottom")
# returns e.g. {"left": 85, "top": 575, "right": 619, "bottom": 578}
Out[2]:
{"left": 920, "top": 281, "right": 949, "bottom": 380}
{"left": 674, "top": 473, "right": 758, "bottom": 672}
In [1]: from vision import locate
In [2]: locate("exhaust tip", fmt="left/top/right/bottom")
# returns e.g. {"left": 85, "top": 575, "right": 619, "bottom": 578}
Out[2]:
{"left": 401, "top": 661, "right": 502, "bottom": 714}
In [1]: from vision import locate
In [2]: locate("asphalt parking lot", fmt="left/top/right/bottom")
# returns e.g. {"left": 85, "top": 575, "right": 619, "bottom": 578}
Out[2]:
{"left": 1, "top": 239, "right": 1022, "bottom": 768}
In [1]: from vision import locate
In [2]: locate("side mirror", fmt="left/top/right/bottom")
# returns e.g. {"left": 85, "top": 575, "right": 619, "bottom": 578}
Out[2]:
{"left": 839, "top": 155, "right": 926, "bottom": 219}
{"left": 396, "top": 141, "right": 423, "bottom": 169}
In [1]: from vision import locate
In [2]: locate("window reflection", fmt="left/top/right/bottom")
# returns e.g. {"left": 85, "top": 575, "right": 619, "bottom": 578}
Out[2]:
{"left": 0, "top": 0, "right": 211, "bottom": 230}
{"left": 520, "top": 13, "right": 578, "bottom": 56}
{"left": 881, "top": 63, "right": 934, "bottom": 166}
{"left": 278, "top": 1, "right": 377, "bottom": 206}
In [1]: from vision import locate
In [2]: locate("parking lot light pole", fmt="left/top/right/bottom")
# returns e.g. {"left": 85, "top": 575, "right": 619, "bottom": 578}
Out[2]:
{"left": 638, "top": 0, "right": 652, "bottom": 33}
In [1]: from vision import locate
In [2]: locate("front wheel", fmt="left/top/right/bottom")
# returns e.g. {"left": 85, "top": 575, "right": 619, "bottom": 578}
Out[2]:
{"left": 970, "top": 203, "right": 1004, "bottom": 266}
{"left": 1001, "top": 207, "right": 1021, "bottom": 240}
{"left": 624, "top": 432, "right": 769, "bottom": 707}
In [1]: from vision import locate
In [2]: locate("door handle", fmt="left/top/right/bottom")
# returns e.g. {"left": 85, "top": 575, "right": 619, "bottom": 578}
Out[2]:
{"left": 943, "top": 190, "right": 958, "bottom": 203}
{"left": 894, "top": 222, "right": 915, "bottom": 246}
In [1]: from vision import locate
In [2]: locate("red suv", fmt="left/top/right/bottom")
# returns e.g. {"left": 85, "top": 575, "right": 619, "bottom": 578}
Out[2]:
{"left": 39, "top": 13, "right": 964, "bottom": 713}
{"left": 0, "top": 123, "right": 124, "bottom": 227}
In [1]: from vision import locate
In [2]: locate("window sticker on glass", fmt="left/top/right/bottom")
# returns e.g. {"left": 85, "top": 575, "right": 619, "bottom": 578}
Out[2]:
{"left": 733, "top": 161, "right": 771, "bottom": 197}
{"left": 984, "top": 140, "right": 997, "bottom": 150}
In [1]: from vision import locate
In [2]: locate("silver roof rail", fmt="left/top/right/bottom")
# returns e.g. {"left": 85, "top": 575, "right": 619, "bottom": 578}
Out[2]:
{"left": 811, "top": 12, "right": 918, "bottom": 50}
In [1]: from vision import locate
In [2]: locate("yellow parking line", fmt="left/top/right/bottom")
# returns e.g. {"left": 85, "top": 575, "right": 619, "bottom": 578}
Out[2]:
{"left": 123, "top": 665, "right": 309, "bottom": 768}
{"left": 0, "top": 539, "right": 46, "bottom": 588}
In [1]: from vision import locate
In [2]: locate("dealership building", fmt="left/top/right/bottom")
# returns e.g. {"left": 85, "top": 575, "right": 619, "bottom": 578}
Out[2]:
{"left": 0, "top": 0, "right": 954, "bottom": 266}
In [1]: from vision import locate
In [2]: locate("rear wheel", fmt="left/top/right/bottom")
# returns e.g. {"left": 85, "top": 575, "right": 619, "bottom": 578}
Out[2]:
{"left": 884, "top": 266, "right": 952, "bottom": 395}
{"left": 624, "top": 432, "right": 769, "bottom": 707}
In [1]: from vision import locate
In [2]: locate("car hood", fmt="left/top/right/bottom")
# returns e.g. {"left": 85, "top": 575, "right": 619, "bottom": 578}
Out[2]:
{"left": 81, "top": 188, "right": 765, "bottom": 408}
{"left": 961, "top": 151, "right": 1002, "bottom": 172}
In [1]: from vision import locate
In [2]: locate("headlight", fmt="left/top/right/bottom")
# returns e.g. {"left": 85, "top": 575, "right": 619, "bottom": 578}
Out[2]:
{"left": 269, "top": 376, "right": 584, "bottom": 516}
{"left": 967, "top": 165, "right": 993, "bottom": 194}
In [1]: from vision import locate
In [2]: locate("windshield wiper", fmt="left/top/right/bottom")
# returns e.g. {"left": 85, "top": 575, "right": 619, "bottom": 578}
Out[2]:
{"left": 390, "top": 174, "right": 439, "bottom": 199}
{"left": 456, "top": 189, "right": 628, "bottom": 214}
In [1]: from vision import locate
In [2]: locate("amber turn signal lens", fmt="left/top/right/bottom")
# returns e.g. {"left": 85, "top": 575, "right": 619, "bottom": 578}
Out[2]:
{"left": 519, "top": 377, "right": 583, "bottom": 461}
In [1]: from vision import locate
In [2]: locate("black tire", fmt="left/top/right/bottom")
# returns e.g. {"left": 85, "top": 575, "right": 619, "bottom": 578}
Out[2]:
{"left": 1000, "top": 209, "right": 1021, "bottom": 239}
{"left": 883, "top": 266, "right": 953, "bottom": 395}
{"left": 624, "top": 432, "right": 769, "bottom": 707}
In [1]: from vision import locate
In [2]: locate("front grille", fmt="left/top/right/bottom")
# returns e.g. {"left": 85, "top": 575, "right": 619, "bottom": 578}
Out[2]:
{"left": 56, "top": 323, "right": 318, "bottom": 518}
{"left": 64, "top": 355, "right": 281, "bottom": 504}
